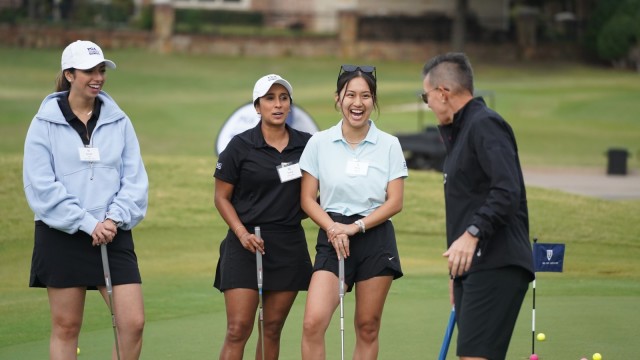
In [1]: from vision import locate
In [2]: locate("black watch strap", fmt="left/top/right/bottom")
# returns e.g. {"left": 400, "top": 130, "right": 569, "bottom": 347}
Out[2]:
{"left": 466, "top": 225, "right": 480, "bottom": 237}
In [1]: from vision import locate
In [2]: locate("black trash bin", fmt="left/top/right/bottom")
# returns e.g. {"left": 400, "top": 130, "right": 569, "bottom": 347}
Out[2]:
{"left": 606, "top": 148, "right": 629, "bottom": 175}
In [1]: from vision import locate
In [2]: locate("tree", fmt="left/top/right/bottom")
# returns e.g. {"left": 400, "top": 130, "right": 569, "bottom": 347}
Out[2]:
{"left": 586, "top": 0, "right": 640, "bottom": 69}
{"left": 451, "top": 0, "right": 468, "bottom": 52}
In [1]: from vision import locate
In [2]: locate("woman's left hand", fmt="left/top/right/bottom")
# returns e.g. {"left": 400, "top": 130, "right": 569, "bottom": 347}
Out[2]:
{"left": 327, "top": 222, "right": 358, "bottom": 242}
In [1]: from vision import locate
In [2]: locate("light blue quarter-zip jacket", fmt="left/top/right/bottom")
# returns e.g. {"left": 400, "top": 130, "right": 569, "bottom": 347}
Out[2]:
{"left": 23, "top": 91, "right": 148, "bottom": 236}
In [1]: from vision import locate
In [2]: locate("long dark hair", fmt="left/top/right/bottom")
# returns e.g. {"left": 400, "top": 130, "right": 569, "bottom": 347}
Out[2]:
{"left": 55, "top": 69, "right": 74, "bottom": 92}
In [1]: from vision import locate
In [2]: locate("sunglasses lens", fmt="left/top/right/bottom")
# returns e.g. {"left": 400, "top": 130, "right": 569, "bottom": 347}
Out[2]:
{"left": 421, "top": 93, "right": 428, "bottom": 104}
{"left": 359, "top": 66, "right": 375, "bottom": 73}
{"left": 341, "top": 65, "right": 358, "bottom": 72}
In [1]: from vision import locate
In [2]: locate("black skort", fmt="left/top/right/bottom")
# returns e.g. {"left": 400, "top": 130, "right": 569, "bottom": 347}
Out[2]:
{"left": 30, "top": 221, "right": 141, "bottom": 289}
{"left": 313, "top": 213, "right": 403, "bottom": 292}
{"left": 214, "top": 225, "right": 312, "bottom": 292}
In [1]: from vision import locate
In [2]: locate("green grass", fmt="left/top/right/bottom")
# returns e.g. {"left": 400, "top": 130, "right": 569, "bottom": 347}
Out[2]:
{"left": 1, "top": 46, "right": 640, "bottom": 359}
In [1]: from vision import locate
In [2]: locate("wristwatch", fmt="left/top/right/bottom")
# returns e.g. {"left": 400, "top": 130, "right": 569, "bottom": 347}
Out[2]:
{"left": 466, "top": 225, "right": 480, "bottom": 238}
{"left": 107, "top": 218, "right": 123, "bottom": 227}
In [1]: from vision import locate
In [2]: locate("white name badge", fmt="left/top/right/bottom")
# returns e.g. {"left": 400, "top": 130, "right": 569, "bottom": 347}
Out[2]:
{"left": 346, "top": 159, "right": 369, "bottom": 176}
{"left": 78, "top": 147, "right": 100, "bottom": 162}
{"left": 277, "top": 163, "right": 302, "bottom": 183}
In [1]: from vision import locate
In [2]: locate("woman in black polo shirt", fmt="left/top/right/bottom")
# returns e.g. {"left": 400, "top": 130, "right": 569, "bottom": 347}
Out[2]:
{"left": 213, "top": 74, "right": 312, "bottom": 359}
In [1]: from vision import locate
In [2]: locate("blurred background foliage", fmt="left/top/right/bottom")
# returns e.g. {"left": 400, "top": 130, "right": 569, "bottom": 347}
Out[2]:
{"left": 586, "top": 0, "right": 640, "bottom": 68}
{"left": 0, "top": 0, "right": 639, "bottom": 69}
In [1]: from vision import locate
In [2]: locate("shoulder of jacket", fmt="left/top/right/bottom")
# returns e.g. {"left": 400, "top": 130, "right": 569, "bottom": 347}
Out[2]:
{"left": 34, "top": 93, "right": 66, "bottom": 124}
{"left": 97, "top": 91, "right": 127, "bottom": 123}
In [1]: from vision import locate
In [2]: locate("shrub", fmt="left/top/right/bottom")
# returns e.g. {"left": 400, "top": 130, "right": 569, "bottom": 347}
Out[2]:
{"left": 596, "top": 14, "right": 636, "bottom": 61}
{"left": 587, "top": 0, "right": 640, "bottom": 67}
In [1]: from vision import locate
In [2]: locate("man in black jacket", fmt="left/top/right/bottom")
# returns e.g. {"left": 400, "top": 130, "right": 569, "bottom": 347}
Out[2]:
{"left": 421, "top": 52, "right": 534, "bottom": 360}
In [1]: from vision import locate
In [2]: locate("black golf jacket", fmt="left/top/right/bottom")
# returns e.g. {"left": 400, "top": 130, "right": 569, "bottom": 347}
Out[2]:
{"left": 438, "top": 97, "right": 534, "bottom": 280}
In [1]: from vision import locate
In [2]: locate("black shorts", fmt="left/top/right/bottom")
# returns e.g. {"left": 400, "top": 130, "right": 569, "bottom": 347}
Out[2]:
{"left": 214, "top": 225, "right": 312, "bottom": 292}
{"left": 453, "top": 266, "right": 530, "bottom": 360}
{"left": 313, "top": 213, "right": 403, "bottom": 292}
{"left": 30, "top": 221, "right": 141, "bottom": 290}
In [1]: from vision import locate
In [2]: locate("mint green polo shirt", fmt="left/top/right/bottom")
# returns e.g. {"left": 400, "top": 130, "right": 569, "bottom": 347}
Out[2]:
{"left": 299, "top": 120, "right": 408, "bottom": 216}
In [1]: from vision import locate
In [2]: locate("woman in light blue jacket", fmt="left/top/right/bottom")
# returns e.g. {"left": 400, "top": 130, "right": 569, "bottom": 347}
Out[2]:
{"left": 23, "top": 40, "right": 148, "bottom": 360}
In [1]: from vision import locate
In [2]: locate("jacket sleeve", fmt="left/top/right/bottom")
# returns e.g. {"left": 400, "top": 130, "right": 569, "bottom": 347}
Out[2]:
{"left": 23, "top": 119, "right": 99, "bottom": 235}
{"left": 106, "top": 117, "right": 148, "bottom": 230}
{"left": 470, "top": 116, "right": 522, "bottom": 240}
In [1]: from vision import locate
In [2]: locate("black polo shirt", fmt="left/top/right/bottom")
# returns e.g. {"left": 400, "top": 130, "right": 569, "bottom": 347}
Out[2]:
{"left": 57, "top": 93, "right": 103, "bottom": 145}
{"left": 214, "top": 122, "right": 311, "bottom": 229}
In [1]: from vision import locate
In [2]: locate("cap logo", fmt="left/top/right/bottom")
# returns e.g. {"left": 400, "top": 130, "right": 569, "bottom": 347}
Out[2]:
{"left": 267, "top": 75, "right": 278, "bottom": 81}
{"left": 87, "top": 47, "right": 101, "bottom": 56}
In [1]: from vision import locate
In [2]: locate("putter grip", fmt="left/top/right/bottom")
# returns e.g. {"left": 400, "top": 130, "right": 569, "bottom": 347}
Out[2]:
{"left": 100, "top": 244, "right": 109, "bottom": 272}
{"left": 255, "top": 226, "right": 263, "bottom": 288}
{"left": 100, "top": 244, "right": 112, "bottom": 289}
{"left": 338, "top": 257, "right": 345, "bottom": 296}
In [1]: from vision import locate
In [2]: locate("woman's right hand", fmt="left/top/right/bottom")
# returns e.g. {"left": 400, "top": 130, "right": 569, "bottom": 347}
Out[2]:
{"left": 238, "top": 232, "right": 265, "bottom": 255}
{"left": 329, "top": 233, "right": 350, "bottom": 259}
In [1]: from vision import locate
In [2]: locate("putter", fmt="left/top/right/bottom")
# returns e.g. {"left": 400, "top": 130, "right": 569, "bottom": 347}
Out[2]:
{"left": 438, "top": 306, "right": 456, "bottom": 360}
{"left": 338, "top": 255, "right": 345, "bottom": 360}
{"left": 100, "top": 244, "right": 121, "bottom": 360}
{"left": 255, "top": 226, "right": 265, "bottom": 360}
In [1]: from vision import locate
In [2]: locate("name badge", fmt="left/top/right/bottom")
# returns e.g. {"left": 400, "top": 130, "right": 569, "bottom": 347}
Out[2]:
{"left": 78, "top": 147, "right": 100, "bottom": 162}
{"left": 346, "top": 159, "right": 369, "bottom": 176}
{"left": 277, "top": 162, "right": 302, "bottom": 183}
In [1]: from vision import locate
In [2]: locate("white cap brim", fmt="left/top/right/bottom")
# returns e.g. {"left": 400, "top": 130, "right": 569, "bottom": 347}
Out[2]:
{"left": 71, "top": 59, "right": 116, "bottom": 70}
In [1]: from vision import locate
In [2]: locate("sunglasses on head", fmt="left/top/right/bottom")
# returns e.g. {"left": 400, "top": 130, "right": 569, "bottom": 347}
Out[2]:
{"left": 339, "top": 64, "right": 376, "bottom": 79}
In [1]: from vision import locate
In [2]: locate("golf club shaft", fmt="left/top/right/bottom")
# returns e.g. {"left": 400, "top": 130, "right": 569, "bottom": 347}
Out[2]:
{"left": 255, "top": 227, "right": 265, "bottom": 360}
{"left": 339, "top": 256, "right": 345, "bottom": 297}
{"left": 438, "top": 306, "right": 456, "bottom": 360}
{"left": 340, "top": 297, "right": 344, "bottom": 360}
{"left": 532, "top": 277, "right": 536, "bottom": 355}
{"left": 339, "top": 256, "right": 345, "bottom": 360}
{"left": 101, "top": 244, "right": 121, "bottom": 360}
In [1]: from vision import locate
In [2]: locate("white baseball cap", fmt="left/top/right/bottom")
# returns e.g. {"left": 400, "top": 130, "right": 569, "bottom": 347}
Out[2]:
{"left": 252, "top": 74, "right": 293, "bottom": 103}
{"left": 61, "top": 40, "right": 116, "bottom": 70}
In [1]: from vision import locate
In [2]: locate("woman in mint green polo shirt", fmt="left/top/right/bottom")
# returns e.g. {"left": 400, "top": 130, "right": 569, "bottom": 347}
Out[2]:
{"left": 299, "top": 65, "right": 408, "bottom": 359}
